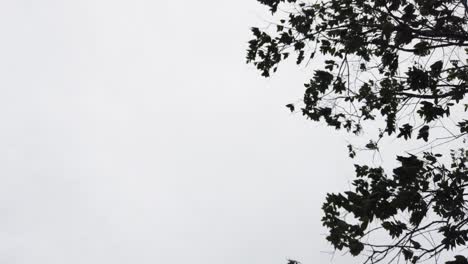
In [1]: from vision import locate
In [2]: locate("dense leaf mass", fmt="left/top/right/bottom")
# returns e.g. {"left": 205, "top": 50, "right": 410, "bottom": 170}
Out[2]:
{"left": 247, "top": 0, "right": 468, "bottom": 138}
{"left": 323, "top": 150, "right": 468, "bottom": 262}
{"left": 247, "top": 0, "right": 468, "bottom": 263}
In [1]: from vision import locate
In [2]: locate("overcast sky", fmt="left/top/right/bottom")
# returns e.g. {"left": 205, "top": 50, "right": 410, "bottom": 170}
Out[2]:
{"left": 0, "top": 1, "right": 358, "bottom": 263}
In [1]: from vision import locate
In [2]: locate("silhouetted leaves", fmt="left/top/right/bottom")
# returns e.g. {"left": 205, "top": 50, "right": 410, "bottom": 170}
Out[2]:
{"left": 248, "top": 0, "right": 468, "bottom": 263}
{"left": 349, "top": 239, "right": 364, "bottom": 256}
{"left": 322, "top": 151, "right": 468, "bottom": 263}
{"left": 398, "top": 124, "right": 413, "bottom": 140}
{"left": 382, "top": 221, "right": 407, "bottom": 238}
{"left": 446, "top": 255, "right": 468, "bottom": 264}
{"left": 417, "top": 125, "right": 430, "bottom": 142}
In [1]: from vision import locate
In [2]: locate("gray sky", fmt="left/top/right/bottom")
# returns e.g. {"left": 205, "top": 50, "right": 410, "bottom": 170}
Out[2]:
{"left": 0, "top": 1, "right": 357, "bottom": 263}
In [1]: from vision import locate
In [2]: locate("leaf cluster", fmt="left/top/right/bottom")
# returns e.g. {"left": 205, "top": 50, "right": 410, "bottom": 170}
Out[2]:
{"left": 247, "top": 0, "right": 468, "bottom": 263}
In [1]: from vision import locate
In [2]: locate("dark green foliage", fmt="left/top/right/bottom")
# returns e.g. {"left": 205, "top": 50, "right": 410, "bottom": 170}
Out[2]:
{"left": 247, "top": 0, "right": 468, "bottom": 263}
{"left": 247, "top": 0, "right": 468, "bottom": 139}
{"left": 322, "top": 150, "right": 468, "bottom": 263}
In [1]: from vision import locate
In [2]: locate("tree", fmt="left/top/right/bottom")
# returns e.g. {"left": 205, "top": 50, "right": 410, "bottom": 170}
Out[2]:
{"left": 247, "top": 1, "right": 468, "bottom": 263}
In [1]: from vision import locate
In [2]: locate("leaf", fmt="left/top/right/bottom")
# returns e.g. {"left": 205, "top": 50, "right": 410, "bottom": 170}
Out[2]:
{"left": 348, "top": 239, "right": 364, "bottom": 256}
{"left": 397, "top": 124, "right": 413, "bottom": 140}
{"left": 430, "top": 60, "right": 443, "bottom": 76}
{"left": 446, "top": 255, "right": 468, "bottom": 264}
{"left": 365, "top": 141, "right": 378, "bottom": 150}
{"left": 403, "top": 249, "right": 414, "bottom": 260}
{"left": 417, "top": 125, "right": 430, "bottom": 142}
{"left": 410, "top": 239, "right": 421, "bottom": 249}
{"left": 347, "top": 144, "right": 356, "bottom": 158}
{"left": 459, "top": 120, "right": 468, "bottom": 133}
{"left": 413, "top": 41, "right": 430, "bottom": 56}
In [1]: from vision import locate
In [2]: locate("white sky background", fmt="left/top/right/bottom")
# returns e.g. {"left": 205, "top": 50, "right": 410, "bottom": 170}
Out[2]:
{"left": 0, "top": 1, "right": 359, "bottom": 263}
